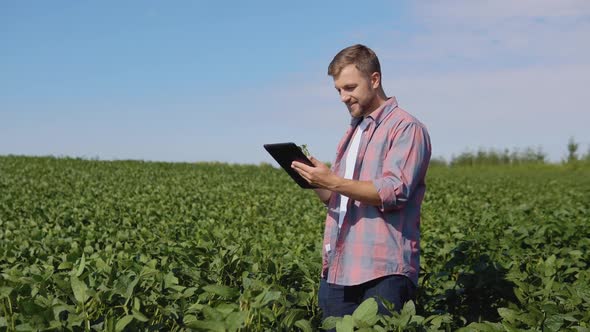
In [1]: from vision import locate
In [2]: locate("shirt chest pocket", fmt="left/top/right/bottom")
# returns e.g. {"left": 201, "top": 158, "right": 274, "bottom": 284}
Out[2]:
{"left": 357, "top": 141, "right": 388, "bottom": 180}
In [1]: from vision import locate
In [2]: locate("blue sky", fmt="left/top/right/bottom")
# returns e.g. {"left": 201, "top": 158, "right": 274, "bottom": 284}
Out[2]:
{"left": 2, "top": 1, "right": 589, "bottom": 164}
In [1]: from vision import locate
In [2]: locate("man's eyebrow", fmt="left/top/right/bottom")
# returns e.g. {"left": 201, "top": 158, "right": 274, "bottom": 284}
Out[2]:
{"left": 335, "top": 84, "right": 356, "bottom": 90}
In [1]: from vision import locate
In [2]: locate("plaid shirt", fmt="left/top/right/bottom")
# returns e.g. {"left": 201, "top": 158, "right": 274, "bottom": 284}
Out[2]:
{"left": 322, "top": 97, "right": 431, "bottom": 286}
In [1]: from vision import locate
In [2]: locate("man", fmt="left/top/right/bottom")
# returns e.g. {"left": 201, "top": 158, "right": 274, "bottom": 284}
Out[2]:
{"left": 291, "top": 44, "right": 431, "bottom": 318}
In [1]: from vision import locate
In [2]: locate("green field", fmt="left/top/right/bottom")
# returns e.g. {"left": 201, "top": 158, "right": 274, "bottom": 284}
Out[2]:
{"left": 1, "top": 156, "right": 589, "bottom": 331}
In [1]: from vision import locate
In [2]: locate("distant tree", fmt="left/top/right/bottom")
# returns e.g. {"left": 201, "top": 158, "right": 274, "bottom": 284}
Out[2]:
{"left": 567, "top": 137, "right": 579, "bottom": 163}
{"left": 535, "top": 146, "right": 547, "bottom": 163}
{"left": 510, "top": 148, "right": 521, "bottom": 165}
{"left": 450, "top": 147, "right": 547, "bottom": 166}
{"left": 430, "top": 156, "right": 448, "bottom": 167}
{"left": 485, "top": 148, "right": 501, "bottom": 165}
{"left": 520, "top": 146, "right": 546, "bottom": 164}
{"left": 501, "top": 148, "right": 510, "bottom": 164}
{"left": 451, "top": 150, "right": 475, "bottom": 167}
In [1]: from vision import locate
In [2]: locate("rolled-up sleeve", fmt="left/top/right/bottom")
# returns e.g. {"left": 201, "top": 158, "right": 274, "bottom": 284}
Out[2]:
{"left": 372, "top": 122, "right": 431, "bottom": 212}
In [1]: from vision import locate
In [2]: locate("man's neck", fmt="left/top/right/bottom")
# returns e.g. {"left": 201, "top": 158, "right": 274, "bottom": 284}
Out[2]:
{"left": 364, "top": 93, "right": 389, "bottom": 118}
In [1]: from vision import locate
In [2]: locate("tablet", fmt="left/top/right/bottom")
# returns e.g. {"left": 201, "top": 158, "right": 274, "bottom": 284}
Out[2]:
{"left": 263, "top": 142, "right": 317, "bottom": 189}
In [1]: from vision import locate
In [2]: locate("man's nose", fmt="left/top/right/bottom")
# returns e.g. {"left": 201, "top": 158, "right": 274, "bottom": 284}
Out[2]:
{"left": 340, "top": 93, "right": 351, "bottom": 103}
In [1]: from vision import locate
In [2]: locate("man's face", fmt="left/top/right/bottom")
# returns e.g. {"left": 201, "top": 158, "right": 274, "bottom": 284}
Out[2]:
{"left": 333, "top": 64, "right": 378, "bottom": 118}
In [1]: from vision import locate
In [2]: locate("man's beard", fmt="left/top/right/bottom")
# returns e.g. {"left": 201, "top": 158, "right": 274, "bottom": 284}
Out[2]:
{"left": 347, "top": 100, "right": 370, "bottom": 118}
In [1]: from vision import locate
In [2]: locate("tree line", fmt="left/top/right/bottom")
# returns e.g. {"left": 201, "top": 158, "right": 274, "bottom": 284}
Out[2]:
{"left": 431, "top": 137, "right": 590, "bottom": 167}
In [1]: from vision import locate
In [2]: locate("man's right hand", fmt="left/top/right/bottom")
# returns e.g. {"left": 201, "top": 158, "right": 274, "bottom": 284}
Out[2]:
{"left": 303, "top": 156, "right": 333, "bottom": 204}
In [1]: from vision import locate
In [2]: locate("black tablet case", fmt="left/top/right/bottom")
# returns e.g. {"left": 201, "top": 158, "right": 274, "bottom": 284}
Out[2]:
{"left": 263, "top": 143, "right": 317, "bottom": 189}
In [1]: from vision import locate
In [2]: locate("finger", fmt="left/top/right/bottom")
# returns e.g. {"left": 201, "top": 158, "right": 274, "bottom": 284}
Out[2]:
{"left": 291, "top": 162, "right": 306, "bottom": 175}
{"left": 311, "top": 157, "right": 329, "bottom": 169}
{"left": 294, "top": 168, "right": 311, "bottom": 183}
{"left": 292, "top": 161, "right": 303, "bottom": 168}
{"left": 292, "top": 161, "right": 312, "bottom": 172}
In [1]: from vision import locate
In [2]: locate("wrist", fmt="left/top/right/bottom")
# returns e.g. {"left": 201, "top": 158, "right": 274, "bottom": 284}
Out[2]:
{"left": 326, "top": 175, "right": 345, "bottom": 191}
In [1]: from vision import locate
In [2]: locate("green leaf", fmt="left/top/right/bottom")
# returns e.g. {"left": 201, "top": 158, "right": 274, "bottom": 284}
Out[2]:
{"left": 426, "top": 314, "right": 452, "bottom": 329}
{"left": 336, "top": 315, "right": 354, "bottom": 332}
{"left": 188, "top": 303, "right": 204, "bottom": 312}
{"left": 299, "top": 144, "right": 311, "bottom": 158}
{"left": 47, "top": 320, "right": 62, "bottom": 329}
{"left": 397, "top": 300, "right": 415, "bottom": 328}
{"left": 75, "top": 253, "right": 86, "bottom": 277}
{"left": 253, "top": 289, "right": 281, "bottom": 307}
{"left": 15, "top": 323, "right": 33, "bottom": 331}
{"left": 501, "top": 321, "right": 522, "bottom": 332}
{"left": 321, "top": 316, "right": 339, "bottom": 330}
{"left": 544, "top": 254, "right": 556, "bottom": 277}
{"left": 352, "top": 298, "right": 378, "bottom": 326}
{"left": 498, "top": 307, "right": 518, "bottom": 324}
{"left": 132, "top": 309, "right": 149, "bottom": 322}
{"left": 401, "top": 300, "right": 416, "bottom": 316}
{"left": 124, "top": 277, "right": 139, "bottom": 299}
{"left": 202, "top": 305, "right": 224, "bottom": 321}
{"left": 283, "top": 309, "right": 305, "bottom": 328}
{"left": 459, "top": 322, "right": 504, "bottom": 332}
{"left": 52, "top": 304, "right": 74, "bottom": 321}
{"left": 95, "top": 257, "right": 111, "bottom": 273}
{"left": 115, "top": 315, "right": 134, "bottom": 332}
{"left": 295, "top": 319, "right": 313, "bottom": 332}
{"left": 544, "top": 314, "right": 564, "bottom": 332}
{"left": 514, "top": 287, "right": 526, "bottom": 304}
{"left": 542, "top": 303, "right": 559, "bottom": 315}
{"left": 202, "top": 284, "right": 239, "bottom": 299}
{"left": 216, "top": 303, "right": 238, "bottom": 316}
{"left": 70, "top": 276, "right": 88, "bottom": 304}
{"left": 58, "top": 262, "right": 72, "bottom": 270}
{"left": 133, "top": 297, "right": 141, "bottom": 311}
{"left": 570, "top": 327, "right": 590, "bottom": 332}
{"left": 225, "top": 311, "right": 247, "bottom": 331}
{"left": 164, "top": 271, "right": 179, "bottom": 289}
{"left": 409, "top": 314, "right": 425, "bottom": 324}
{"left": 0, "top": 286, "right": 13, "bottom": 298}
{"left": 184, "top": 317, "right": 226, "bottom": 332}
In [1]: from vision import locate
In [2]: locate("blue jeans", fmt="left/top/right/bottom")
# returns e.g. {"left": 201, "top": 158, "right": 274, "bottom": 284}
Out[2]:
{"left": 318, "top": 274, "right": 416, "bottom": 321}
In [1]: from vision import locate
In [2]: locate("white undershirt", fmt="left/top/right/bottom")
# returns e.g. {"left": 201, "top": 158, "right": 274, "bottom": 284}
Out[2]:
{"left": 337, "top": 119, "right": 369, "bottom": 229}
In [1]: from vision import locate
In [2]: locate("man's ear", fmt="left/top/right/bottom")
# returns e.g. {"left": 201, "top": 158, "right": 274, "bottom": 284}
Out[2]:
{"left": 371, "top": 72, "right": 381, "bottom": 89}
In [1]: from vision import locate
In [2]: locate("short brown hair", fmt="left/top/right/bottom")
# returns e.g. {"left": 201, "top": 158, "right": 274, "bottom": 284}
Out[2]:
{"left": 328, "top": 44, "right": 381, "bottom": 78}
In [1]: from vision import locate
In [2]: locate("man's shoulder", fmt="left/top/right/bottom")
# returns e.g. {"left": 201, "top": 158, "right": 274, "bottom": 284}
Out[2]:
{"left": 384, "top": 105, "right": 428, "bottom": 131}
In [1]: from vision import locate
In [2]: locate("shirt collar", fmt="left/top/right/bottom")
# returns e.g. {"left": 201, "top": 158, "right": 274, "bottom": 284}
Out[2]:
{"left": 349, "top": 96, "right": 398, "bottom": 127}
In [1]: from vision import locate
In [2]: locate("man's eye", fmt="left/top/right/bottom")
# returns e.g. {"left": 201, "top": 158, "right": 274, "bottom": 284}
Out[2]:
{"left": 336, "top": 86, "right": 355, "bottom": 94}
